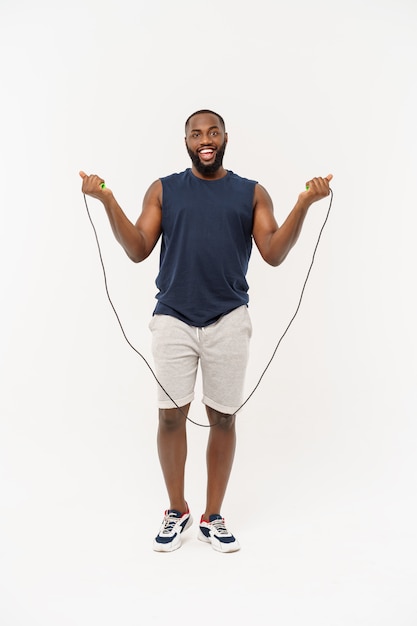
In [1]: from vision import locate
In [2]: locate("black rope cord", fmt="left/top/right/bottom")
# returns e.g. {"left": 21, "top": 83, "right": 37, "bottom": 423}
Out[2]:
{"left": 83, "top": 188, "right": 333, "bottom": 427}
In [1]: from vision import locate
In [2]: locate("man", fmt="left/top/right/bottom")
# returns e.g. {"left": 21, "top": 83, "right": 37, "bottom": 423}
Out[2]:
{"left": 80, "top": 109, "right": 332, "bottom": 553}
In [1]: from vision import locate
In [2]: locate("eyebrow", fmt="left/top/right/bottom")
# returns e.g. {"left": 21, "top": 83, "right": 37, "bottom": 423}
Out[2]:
{"left": 189, "top": 125, "right": 220, "bottom": 133}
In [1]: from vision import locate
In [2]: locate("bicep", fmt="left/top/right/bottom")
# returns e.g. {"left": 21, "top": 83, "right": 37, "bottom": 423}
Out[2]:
{"left": 134, "top": 179, "right": 163, "bottom": 258}
{"left": 252, "top": 184, "right": 279, "bottom": 261}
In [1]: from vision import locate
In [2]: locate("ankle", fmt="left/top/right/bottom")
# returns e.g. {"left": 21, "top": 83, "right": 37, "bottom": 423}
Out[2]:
{"left": 170, "top": 500, "right": 188, "bottom": 514}
{"left": 201, "top": 511, "right": 220, "bottom": 522}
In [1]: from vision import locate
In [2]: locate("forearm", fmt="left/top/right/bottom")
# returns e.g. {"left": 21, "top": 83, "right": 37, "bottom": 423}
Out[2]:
{"left": 102, "top": 193, "right": 148, "bottom": 262}
{"left": 250, "top": 175, "right": 332, "bottom": 267}
{"left": 265, "top": 198, "right": 311, "bottom": 266}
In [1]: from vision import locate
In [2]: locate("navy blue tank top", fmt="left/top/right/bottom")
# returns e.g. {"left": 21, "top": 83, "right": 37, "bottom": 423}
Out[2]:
{"left": 153, "top": 168, "right": 257, "bottom": 327}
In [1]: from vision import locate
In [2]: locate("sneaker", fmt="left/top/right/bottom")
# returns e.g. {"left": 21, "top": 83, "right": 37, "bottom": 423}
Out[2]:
{"left": 198, "top": 514, "right": 240, "bottom": 553}
{"left": 153, "top": 507, "right": 193, "bottom": 552}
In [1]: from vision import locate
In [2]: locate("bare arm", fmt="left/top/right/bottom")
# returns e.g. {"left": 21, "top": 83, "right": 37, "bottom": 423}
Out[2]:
{"left": 252, "top": 175, "right": 333, "bottom": 267}
{"left": 79, "top": 171, "right": 162, "bottom": 263}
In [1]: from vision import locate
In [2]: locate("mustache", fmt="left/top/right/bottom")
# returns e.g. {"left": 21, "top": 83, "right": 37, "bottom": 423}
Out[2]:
{"left": 186, "top": 141, "right": 226, "bottom": 175}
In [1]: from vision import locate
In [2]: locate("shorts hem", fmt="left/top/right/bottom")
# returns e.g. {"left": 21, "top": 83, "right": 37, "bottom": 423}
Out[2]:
{"left": 202, "top": 395, "right": 241, "bottom": 415}
{"left": 157, "top": 392, "right": 195, "bottom": 410}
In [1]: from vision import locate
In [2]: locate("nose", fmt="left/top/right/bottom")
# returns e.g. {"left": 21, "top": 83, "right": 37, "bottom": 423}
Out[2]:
{"left": 200, "top": 132, "right": 214, "bottom": 145}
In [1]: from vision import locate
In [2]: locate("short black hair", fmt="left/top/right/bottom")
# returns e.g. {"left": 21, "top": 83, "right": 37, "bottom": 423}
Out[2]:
{"left": 185, "top": 109, "right": 226, "bottom": 132}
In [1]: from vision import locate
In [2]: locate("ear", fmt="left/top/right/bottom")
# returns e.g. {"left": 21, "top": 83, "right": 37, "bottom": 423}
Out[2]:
{"left": 224, "top": 132, "right": 228, "bottom": 144}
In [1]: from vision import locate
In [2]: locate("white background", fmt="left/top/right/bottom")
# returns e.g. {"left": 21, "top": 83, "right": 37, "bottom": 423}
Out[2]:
{"left": 1, "top": 0, "right": 416, "bottom": 624}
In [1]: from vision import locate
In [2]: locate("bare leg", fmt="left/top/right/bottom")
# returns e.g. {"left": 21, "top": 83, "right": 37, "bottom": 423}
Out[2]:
{"left": 202, "top": 406, "right": 236, "bottom": 520}
{"left": 157, "top": 403, "right": 190, "bottom": 513}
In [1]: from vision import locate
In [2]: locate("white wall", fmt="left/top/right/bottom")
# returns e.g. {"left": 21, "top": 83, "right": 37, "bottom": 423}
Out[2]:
{"left": 1, "top": 1, "right": 416, "bottom": 624}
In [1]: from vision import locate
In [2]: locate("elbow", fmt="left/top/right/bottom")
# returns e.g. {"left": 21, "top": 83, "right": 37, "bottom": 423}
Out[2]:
{"left": 262, "top": 251, "right": 288, "bottom": 267}
{"left": 128, "top": 231, "right": 158, "bottom": 263}
{"left": 117, "top": 230, "right": 154, "bottom": 264}
{"left": 122, "top": 244, "right": 145, "bottom": 263}
{"left": 258, "top": 232, "right": 290, "bottom": 267}
{"left": 127, "top": 250, "right": 147, "bottom": 263}
{"left": 123, "top": 239, "right": 151, "bottom": 263}
{"left": 266, "top": 255, "right": 281, "bottom": 267}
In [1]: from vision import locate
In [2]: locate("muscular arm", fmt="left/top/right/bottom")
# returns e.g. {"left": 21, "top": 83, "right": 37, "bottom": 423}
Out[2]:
{"left": 79, "top": 172, "right": 162, "bottom": 263}
{"left": 252, "top": 175, "right": 333, "bottom": 267}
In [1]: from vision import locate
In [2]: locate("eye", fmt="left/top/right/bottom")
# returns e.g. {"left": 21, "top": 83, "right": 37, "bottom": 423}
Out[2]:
{"left": 191, "top": 132, "right": 200, "bottom": 139}
{"left": 210, "top": 131, "right": 219, "bottom": 136}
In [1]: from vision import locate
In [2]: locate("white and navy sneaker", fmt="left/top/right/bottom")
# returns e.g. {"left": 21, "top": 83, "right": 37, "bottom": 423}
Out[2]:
{"left": 153, "top": 507, "right": 193, "bottom": 552}
{"left": 198, "top": 514, "right": 240, "bottom": 553}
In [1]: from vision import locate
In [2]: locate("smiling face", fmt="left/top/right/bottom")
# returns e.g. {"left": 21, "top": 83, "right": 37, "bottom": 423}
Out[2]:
{"left": 185, "top": 111, "right": 228, "bottom": 179}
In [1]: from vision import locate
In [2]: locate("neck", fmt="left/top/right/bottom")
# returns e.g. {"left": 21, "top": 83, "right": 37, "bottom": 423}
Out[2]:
{"left": 191, "top": 165, "right": 228, "bottom": 180}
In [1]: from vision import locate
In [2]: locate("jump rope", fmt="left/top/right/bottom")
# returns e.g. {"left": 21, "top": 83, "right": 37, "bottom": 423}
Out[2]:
{"left": 83, "top": 185, "right": 333, "bottom": 428}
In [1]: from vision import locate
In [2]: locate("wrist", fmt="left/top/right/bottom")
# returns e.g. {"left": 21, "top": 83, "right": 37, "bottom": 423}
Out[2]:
{"left": 295, "top": 194, "right": 311, "bottom": 213}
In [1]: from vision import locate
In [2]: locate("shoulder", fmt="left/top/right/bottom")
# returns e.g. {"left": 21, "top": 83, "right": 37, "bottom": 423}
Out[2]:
{"left": 254, "top": 182, "right": 273, "bottom": 207}
{"left": 227, "top": 170, "right": 258, "bottom": 186}
{"left": 147, "top": 178, "right": 163, "bottom": 190}
{"left": 160, "top": 169, "right": 190, "bottom": 185}
{"left": 144, "top": 171, "right": 191, "bottom": 203}
{"left": 143, "top": 178, "right": 163, "bottom": 204}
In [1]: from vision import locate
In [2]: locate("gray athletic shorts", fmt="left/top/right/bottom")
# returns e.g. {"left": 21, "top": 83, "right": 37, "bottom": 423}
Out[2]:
{"left": 149, "top": 305, "right": 252, "bottom": 414}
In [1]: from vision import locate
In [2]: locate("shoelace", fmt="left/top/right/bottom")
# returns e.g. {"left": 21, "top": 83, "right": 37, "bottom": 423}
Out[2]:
{"left": 211, "top": 518, "right": 230, "bottom": 535}
{"left": 161, "top": 512, "right": 180, "bottom": 534}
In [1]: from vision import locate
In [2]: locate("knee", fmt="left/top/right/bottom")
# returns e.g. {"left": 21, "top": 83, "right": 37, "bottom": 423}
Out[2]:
{"left": 207, "top": 408, "right": 236, "bottom": 431}
{"left": 158, "top": 407, "right": 187, "bottom": 431}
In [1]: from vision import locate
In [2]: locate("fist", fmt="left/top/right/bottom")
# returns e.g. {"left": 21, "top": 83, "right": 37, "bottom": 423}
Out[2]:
{"left": 301, "top": 174, "right": 333, "bottom": 203}
{"left": 79, "top": 171, "right": 111, "bottom": 199}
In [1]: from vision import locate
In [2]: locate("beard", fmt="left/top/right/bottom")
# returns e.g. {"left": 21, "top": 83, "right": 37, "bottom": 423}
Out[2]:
{"left": 186, "top": 140, "right": 227, "bottom": 176}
